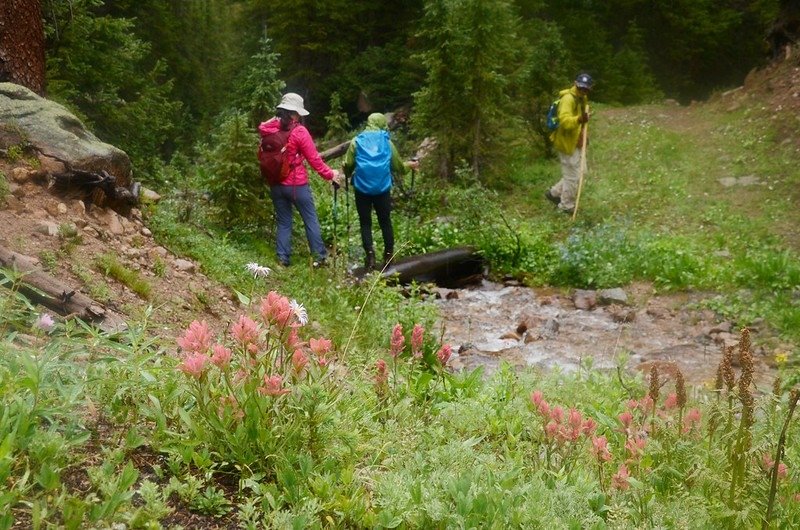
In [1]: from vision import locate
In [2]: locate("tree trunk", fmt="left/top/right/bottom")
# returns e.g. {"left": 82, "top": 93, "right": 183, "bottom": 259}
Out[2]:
{"left": 0, "top": 246, "right": 127, "bottom": 333}
{"left": 0, "top": 0, "right": 46, "bottom": 95}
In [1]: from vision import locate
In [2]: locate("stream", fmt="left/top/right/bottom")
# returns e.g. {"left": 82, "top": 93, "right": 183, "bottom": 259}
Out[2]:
{"left": 435, "top": 280, "right": 777, "bottom": 388}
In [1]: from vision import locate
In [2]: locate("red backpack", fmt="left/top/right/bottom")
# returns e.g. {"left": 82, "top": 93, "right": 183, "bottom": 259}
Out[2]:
{"left": 258, "top": 123, "right": 296, "bottom": 186}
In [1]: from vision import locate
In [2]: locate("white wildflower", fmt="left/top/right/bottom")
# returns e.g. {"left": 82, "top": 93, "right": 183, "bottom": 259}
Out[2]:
{"left": 289, "top": 299, "right": 308, "bottom": 326}
{"left": 245, "top": 262, "right": 272, "bottom": 279}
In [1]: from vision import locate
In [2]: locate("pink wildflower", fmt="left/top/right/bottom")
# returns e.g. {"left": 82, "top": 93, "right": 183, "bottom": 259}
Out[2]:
{"left": 34, "top": 313, "right": 55, "bottom": 331}
{"left": 436, "top": 344, "right": 452, "bottom": 365}
{"left": 230, "top": 315, "right": 259, "bottom": 347}
{"left": 568, "top": 408, "right": 583, "bottom": 430}
{"left": 537, "top": 400, "right": 550, "bottom": 418}
{"left": 285, "top": 328, "right": 302, "bottom": 349}
{"left": 309, "top": 337, "right": 332, "bottom": 356}
{"left": 178, "top": 352, "right": 209, "bottom": 379}
{"left": 761, "top": 454, "right": 789, "bottom": 479}
{"left": 664, "top": 393, "right": 678, "bottom": 410}
{"left": 317, "top": 357, "right": 329, "bottom": 368}
{"left": 374, "top": 359, "right": 388, "bottom": 387}
{"left": 612, "top": 464, "right": 630, "bottom": 491}
{"left": 531, "top": 390, "right": 544, "bottom": 407}
{"left": 591, "top": 436, "right": 612, "bottom": 462}
{"left": 550, "top": 406, "right": 564, "bottom": 424}
{"left": 210, "top": 344, "right": 232, "bottom": 368}
{"left": 411, "top": 324, "right": 424, "bottom": 358}
{"left": 259, "top": 291, "right": 291, "bottom": 324}
{"left": 275, "top": 308, "right": 294, "bottom": 328}
{"left": 683, "top": 408, "right": 702, "bottom": 433}
{"left": 177, "top": 320, "right": 213, "bottom": 354}
{"left": 640, "top": 395, "right": 655, "bottom": 413}
{"left": 390, "top": 324, "right": 405, "bottom": 358}
{"left": 626, "top": 399, "right": 639, "bottom": 410}
{"left": 545, "top": 421, "right": 560, "bottom": 440}
{"left": 618, "top": 411, "right": 634, "bottom": 428}
{"left": 582, "top": 417, "right": 598, "bottom": 436}
{"left": 259, "top": 375, "right": 290, "bottom": 396}
{"left": 625, "top": 437, "right": 647, "bottom": 461}
{"left": 292, "top": 349, "right": 309, "bottom": 373}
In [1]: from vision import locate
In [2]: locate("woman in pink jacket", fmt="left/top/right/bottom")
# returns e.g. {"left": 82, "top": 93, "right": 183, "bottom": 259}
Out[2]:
{"left": 258, "top": 93, "right": 342, "bottom": 267}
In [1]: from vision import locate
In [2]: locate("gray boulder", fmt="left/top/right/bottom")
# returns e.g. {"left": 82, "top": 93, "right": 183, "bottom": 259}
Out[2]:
{"left": 0, "top": 83, "right": 131, "bottom": 186}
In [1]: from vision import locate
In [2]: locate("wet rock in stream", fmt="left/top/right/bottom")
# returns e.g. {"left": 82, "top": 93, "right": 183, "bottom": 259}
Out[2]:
{"left": 436, "top": 281, "right": 776, "bottom": 387}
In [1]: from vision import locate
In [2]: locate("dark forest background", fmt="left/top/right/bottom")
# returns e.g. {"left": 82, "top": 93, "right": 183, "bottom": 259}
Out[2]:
{"left": 35, "top": 0, "right": 780, "bottom": 180}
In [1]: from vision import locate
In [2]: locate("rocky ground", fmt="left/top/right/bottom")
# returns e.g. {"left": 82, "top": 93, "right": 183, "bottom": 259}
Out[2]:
{"left": 0, "top": 160, "right": 241, "bottom": 340}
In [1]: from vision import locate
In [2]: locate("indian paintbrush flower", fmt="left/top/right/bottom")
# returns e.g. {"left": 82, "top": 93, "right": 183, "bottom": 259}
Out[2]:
{"left": 390, "top": 323, "right": 405, "bottom": 358}
{"left": 178, "top": 352, "right": 209, "bottom": 379}
{"left": 292, "top": 349, "right": 309, "bottom": 373}
{"left": 411, "top": 324, "right": 424, "bottom": 358}
{"left": 177, "top": 320, "right": 213, "bottom": 354}
{"left": 591, "top": 436, "right": 613, "bottom": 462}
{"left": 210, "top": 344, "right": 232, "bottom": 368}
{"left": 259, "top": 375, "right": 290, "bottom": 396}
{"left": 309, "top": 337, "right": 332, "bottom": 356}
{"left": 612, "top": 464, "right": 630, "bottom": 491}
{"left": 436, "top": 344, "right": 452, "bottom": 365}
{"left": 230, "top": 315, "right": 259, "bottom": 347}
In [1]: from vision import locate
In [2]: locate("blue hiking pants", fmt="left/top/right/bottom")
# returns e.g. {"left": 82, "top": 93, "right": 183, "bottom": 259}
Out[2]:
{"left": 270, "top": 184, "right": 327, "bottom": 264}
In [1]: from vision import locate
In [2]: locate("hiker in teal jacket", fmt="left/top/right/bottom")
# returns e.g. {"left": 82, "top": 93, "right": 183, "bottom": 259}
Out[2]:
{"left": 545, "top": 73, "right": 592, "bottom": 214}
{"left": 342, "top": 113, "right": 418, "bottom": 270}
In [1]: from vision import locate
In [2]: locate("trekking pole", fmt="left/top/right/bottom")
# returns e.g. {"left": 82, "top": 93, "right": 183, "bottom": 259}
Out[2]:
{"left": 345, "top": 173, "right": 351, "bottom": 267}
{"left": 332, "top": 184, "right": 339, "bottom": 267}
{"left": 572, "top": 103, "right": 590, "bottom": 221}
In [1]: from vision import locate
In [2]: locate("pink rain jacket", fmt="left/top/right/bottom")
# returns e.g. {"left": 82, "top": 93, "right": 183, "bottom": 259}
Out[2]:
{"left": 258, "top": 118, "right": 335, "bottom": 186}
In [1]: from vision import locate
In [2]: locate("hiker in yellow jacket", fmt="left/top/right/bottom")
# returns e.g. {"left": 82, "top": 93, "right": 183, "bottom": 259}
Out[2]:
{"left": 545, "top": 73, "right": 592, "bottom": 214}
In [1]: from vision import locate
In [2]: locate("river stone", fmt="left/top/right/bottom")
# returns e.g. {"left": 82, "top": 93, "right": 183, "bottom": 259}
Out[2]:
{"left": 573, "top": 289, "right": 597, "bottom": 310}
{"left": 36, "top": 220, "right": 59, "bottom": 236}
{"left": 598, "top": 288, "right": 628, "bottom": 306}
{"left": 0, "top": 83, "right": 131, "bottom": 185}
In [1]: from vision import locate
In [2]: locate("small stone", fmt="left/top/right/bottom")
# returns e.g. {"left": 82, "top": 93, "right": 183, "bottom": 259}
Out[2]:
{"left": 173, "top": 259, "right": 196, "bottom": 273}
{"left": 598, "top": 288, "right": 628, "bottom": 306}
{"left": 153, "top": 246, "right": 168, "bottom": 257}
{"left": 36, "top": 220, "right": 59, "bottom": 236}
{"left": 573, "top": 289, "right": 597, "bottom": 310}
{"left": 57, "top": 202, "right": 68, "bottom": 214}
{"left": 4, "top": 195, "right": 25, "bottom": 213}
{"left": 141, "top": 187, "right": 161, "bottom": 202}
{"left": 83, "top": 226, "right": 100, "bottom": 238}
{"left": 11, "top": 167, "right": 33, "bottom": 184}
{"left": 141, "top": 227, "right": 152, "bottom": 237}
{"left": 70, "top": 200, "right": 86, "bottom": 216}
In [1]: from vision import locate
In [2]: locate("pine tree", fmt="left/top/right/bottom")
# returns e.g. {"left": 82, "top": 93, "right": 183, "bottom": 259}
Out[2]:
{"left": 414, "top": 0, "right": 524, "bottom": 178}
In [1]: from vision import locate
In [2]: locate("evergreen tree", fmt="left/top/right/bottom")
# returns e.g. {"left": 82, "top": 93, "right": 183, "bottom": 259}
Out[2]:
{"left": 43, "top": 0, "right": 181, "bottom": 176}
{"left": 233, "top": 33, "right": 285, "bottom": 128}
{"left": 414, "top": 0, "right": 524, "bottom": 178}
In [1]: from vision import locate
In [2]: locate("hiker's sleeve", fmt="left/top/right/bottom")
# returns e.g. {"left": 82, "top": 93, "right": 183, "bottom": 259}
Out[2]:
{"left": 342, "top": 140, "right": 356, "bottom": 179}
{"left": 558, "top": 96, "right": 580, "bottom": 132}
{"left": 297, "top": 127, "right": 334, "bottom": 180}
{"left": 390, "top": 142, "right": 409, "bottom": 178}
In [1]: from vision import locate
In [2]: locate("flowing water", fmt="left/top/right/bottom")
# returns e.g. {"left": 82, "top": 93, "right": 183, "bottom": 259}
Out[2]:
{"left": 436, "top": 280, "right": 776, "bottom": 388}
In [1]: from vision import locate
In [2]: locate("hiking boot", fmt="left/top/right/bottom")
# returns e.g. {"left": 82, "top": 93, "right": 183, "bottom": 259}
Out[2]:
{"left": 383, "top": 250, "right": 394, "bottom": 267}
{"left": 278, "top": 258, "right": 290, "bottom": 267}
{"left": 558, "top": 207, "right": 575, "bottom": 216}
{"left": 364, "top": 250, "right": 376, "bottom": 271}
{"left": 544, "top": 190, "right": 560, "bottom": 206}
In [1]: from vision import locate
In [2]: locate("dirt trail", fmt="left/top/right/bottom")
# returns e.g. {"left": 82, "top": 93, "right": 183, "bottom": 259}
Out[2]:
{"left": 437, "top": 281, "right": 778, "bottom": 389}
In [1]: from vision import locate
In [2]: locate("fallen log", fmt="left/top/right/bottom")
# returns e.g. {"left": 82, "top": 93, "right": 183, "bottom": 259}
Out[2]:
{"left": 358, "top": 246, "right": 485, "bottom": 288}
{"left": 0, "top": 246, "right": 127, "bottom": 333}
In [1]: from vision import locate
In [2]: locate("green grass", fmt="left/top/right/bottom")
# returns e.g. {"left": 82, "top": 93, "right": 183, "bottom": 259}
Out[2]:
{"left": 95, "top": 252, "right": 152, "bottom": 300}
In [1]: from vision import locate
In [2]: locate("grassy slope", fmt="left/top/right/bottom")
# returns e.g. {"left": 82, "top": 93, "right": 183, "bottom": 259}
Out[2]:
{"left": 506, "top": 101, "right": 799, "bottom": 249}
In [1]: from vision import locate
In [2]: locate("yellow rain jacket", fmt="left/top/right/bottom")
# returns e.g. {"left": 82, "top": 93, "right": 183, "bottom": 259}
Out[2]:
{"left": 550, "top": 86, "right": 588, "bottom": 155}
